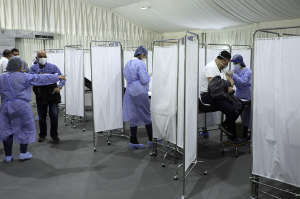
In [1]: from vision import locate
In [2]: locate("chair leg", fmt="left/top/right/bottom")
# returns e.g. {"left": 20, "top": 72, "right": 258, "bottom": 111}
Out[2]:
{"left": 201, "top": 112, "right": 209, "bottom": 138}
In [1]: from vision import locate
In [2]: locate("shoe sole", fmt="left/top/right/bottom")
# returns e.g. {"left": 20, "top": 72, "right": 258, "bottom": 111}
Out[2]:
{"left": 19, "top": 158, "right": 32, "bottom": 162}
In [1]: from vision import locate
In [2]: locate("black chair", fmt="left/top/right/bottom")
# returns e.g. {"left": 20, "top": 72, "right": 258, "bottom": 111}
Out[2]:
{"left": 198, "top": 98, "right": 219, "bottom": 138}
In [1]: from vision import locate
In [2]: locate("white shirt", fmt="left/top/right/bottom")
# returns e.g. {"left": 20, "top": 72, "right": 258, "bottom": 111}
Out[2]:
{"left": 199, "top": 60, "right": 226, "bottom": 93}
{"left": 0, "top": 57, "right": 9, "bottom": 73}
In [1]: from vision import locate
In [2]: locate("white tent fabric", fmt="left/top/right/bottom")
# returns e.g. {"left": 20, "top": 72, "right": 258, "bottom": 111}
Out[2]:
{"left": 113, "top": 0, "right": 300, "bottom": 32}
{"left": 151, "top": 45, "right": 179, "bottom": 146}
{"left": 0, "top": 0, "right": 160, "bottom": 40}
{"left": 232, "top": 48, "right": 251, "bottom": 68}
{"left": 65, "top": 47, "right": 85, "bottom": 117}
{"left": 184, "top": 39, "right": 198, "bottom": 171}
{"left": 91, "top": 46, "right": 123, "bottom": 132}
{"left": 252, "top": 37, "right": 300, "bottom": 187}
{"left": 46, "top": 50, "right": 66, "bottom": 105}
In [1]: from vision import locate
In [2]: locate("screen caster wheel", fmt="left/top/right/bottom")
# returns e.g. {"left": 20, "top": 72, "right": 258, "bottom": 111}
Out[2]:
{"left": 173, "top": 175, "right": 179, "bottom": 180}
{"left": 149, "top": 152, "right": 157, "bottom": 157}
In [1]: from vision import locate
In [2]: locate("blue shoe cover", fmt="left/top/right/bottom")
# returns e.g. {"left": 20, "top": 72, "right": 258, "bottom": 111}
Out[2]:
{"left": 3, "top": 156, "right": 13, "bottom": 163}
{"left": 129, "top": 143, "right": 145, "bottom": 150}
{"left": 19, "top": 152, "right": 32, "bottom": 161}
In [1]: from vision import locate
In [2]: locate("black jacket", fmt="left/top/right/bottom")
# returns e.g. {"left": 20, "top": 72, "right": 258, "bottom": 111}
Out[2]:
{"left": 208, "top": 76, "right": 242, "bottom": 113}
{"left": 33, "top": 84, "right": 61, "bottom": 104}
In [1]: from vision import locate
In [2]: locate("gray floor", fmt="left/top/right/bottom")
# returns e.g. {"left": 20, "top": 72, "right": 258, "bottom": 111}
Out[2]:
{"left": 0, "top": 109, "right": 254, "bottom": 199}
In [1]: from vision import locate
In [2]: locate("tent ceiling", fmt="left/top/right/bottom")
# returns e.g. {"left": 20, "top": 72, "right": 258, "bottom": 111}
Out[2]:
{"left": 89, "top": 0, "right": 300, "bottom": 32}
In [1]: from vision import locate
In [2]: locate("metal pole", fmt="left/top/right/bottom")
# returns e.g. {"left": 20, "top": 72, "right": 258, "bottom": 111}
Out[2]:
{"left": 120, "top": 44, "right": 126, "bottom": 138}
{"left": 175, "top": 39, "right": 180, "bottom": 154}
{"left": 63, "top": 46, "right": 67, "bottom": 126}
{"left": 90, "top": 41, "right": 97, "bottom": 152}
{"left": 182, "top": 34, "right": 188, "bottom": 199}
{"left": 82, "top": 47, "right": 86, "bottom": 122}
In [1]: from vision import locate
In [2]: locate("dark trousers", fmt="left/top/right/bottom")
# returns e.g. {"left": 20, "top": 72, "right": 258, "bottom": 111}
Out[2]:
{"left": 37, "top": 103, "right": 59, "bottom": 139}
{"left": 201, "top": 92, "right": 240, "bottom": 138}
{"left": 3, "top": 135, "right": 28, "bottom": 156}
{"left": 130, "top": 124, "right": 153, "bottom": 144}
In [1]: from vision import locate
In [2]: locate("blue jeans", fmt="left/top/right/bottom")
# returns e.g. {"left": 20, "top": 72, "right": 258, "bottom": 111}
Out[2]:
{"left": 37, "top": 104, "right": 59, "bottom": 139}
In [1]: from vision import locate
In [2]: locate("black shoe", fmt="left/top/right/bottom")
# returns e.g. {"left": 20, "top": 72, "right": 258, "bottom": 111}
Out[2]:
{"left": 38, "top": 137, "right": 46, "bottom": 142}
{"left": 50, "top": 137, "right": 60, "bottom": 144}
{"left": 219, "top": 124, "right": 234, "bottom": 138}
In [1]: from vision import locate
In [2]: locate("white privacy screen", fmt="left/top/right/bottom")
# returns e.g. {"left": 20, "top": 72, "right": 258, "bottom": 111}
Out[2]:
{"left": 184, "top": 39, "right": 198, "bottom": 171}
{"left": 232, "top": 49, "right": 251, "bottom": 68}
{"left": 148, "top": 51, "right": 153, "bottom": 95}
{"left": 198, "top": 48, "right": 222, "bottom": 126}
{"left": 252, "top": 37, "right": 300, "bottom": 187}
{"left": 123, "top": 50, "right": 135, "bottom": 88}
{"left": 47, "top": 51, "right": 65, "bottom": 105}
{"left": 84, "top": 51, "right": 91, "bottom": 80}
{"left": 91, "top": 46, "right": 123, "bottom": 132}
{"left": 64, "top": 47, "right": 84, "bottom": 117}
{"left": 151, "top": 45, "right": 180, "bottom": 147}
{"left": 124, "top": 50, "right": 135, "bottom": 67}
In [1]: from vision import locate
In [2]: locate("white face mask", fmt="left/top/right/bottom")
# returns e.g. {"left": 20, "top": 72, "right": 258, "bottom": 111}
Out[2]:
{"left": 233, "top": 63, "right": 241, "bottom": 71}
{"left": 38, "top": 58, "right": 47, "bottom": 65}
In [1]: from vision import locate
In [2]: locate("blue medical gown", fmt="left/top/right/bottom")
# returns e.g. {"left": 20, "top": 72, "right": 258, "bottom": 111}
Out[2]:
{"left": 123, "top": 59, "right": 152, "bottom": 127}
{"left": 233, "top": 67, "right": 252, "bottom": 101}
{"left": 233, "top": 67, "right": 252, "bottom": 128}
{"left": 0, "top": 72, "right": 60, "bottom": 144}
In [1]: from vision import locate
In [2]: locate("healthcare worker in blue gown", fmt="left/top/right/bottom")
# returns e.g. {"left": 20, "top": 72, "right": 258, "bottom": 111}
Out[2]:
{"left": 229, "top": 54, "right": 252, "bottom": 140}
{"left": 0, "top": 57, "right": 66, "bottom": 163}
{"left": 123, "top": 46, "right": 153, "bottom": 149}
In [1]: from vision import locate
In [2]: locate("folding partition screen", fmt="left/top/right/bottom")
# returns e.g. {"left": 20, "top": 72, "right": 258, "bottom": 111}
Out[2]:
{"left": 64, "top": 46, "right": 85, "bottom": 117}
{"left": 90, "top": 42, "right": 123, "bottom": 133}
{"left": 252, "top": 36, "right": 300, "bottom": 187}
{"left": 151, "top": 45, "right": 180, "bottom": 146}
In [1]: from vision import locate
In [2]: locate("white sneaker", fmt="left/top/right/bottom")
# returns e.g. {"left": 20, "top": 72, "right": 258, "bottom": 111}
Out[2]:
{"left": 3, "top": 156, "right": 13, "bottom": 163}
{"left": 19, "top": 152, "right": 33, "bottom": 161}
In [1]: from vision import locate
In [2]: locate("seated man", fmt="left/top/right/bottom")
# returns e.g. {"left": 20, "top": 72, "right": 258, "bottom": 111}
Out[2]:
{"left": 199, "top": 51, "right": 241, "bottom": 141}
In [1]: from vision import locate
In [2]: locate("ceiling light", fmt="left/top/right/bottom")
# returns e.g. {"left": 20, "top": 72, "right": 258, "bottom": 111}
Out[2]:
{"left": 140, "top": 6, "right": 150, "bottom": 10}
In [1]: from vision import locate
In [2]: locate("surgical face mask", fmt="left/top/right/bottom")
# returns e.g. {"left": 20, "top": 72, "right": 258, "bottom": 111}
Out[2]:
{"left": 233, "top": 63, "right": 241, "bottom": 71}
{"left": 38, "top": 58, "right": 47, "bottom": 65}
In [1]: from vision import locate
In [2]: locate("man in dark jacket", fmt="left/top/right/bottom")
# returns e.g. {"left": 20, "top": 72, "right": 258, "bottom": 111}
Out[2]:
{"left": 30, "top": 50, "right": 65, "bottom": 144}
{"left": 200, "top": 51, "right": 241, "bottom": 141}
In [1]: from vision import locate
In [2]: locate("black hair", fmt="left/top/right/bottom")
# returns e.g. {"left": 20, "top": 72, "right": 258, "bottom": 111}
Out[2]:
{"left": 11, "top": 48, "right": 19, "bottom": 53}
{"left": 134, "top": 54, "right": 145, "bottom": 59}
{"left": 2, "top": 49, "right": 11, "bottom": 57}
{"left": 217, "top": 50, "right": 231, "bottom": 60}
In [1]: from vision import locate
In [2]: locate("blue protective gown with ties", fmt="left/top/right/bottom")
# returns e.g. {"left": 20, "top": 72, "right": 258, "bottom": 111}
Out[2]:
{"left": 123, "top": 59, "right": 152, "bottom": 127}
{"left": 233, "top": 67, "right": 252, "bottom": 128}
{"left": 0, "top": 72, "right": 60, "bottom": 144}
